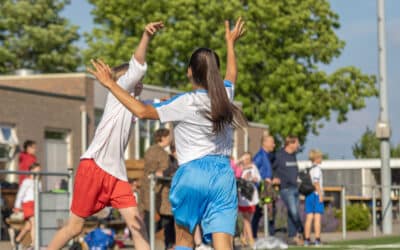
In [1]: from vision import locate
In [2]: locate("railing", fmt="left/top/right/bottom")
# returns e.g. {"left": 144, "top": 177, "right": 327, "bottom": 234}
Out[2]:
{"left": 339, "top": 184, "right": 400, "bottom": 239}
{"left": 147, "top": 177, "right": 400, "bottom": 249}
{"left": 0, "top": 169, "right": 73, "bottom": 250}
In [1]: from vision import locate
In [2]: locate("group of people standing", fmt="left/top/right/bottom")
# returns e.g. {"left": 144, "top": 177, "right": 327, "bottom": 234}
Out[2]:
{"left": 234, "top": 134, "right": 325, "bottom": 247}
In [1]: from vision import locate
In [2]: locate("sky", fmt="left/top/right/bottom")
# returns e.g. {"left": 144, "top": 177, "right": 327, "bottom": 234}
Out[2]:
{"left": 62, "top": 0, "right": 399, "bottom": 160}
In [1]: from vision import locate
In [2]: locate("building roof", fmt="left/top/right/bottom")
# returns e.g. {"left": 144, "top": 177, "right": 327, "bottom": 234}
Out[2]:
{"left": 298, "top": 158, "right": 400, "bottom": 170}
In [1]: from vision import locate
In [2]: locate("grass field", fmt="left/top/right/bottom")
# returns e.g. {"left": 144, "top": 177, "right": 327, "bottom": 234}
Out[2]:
{"left": 290, "top": 236, "right": 400, "bottom": 250}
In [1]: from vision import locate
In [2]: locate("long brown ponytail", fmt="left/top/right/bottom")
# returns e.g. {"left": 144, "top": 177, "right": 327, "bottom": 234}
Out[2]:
{"left": 188, "top": 48, "right": 247, "bottom": 133}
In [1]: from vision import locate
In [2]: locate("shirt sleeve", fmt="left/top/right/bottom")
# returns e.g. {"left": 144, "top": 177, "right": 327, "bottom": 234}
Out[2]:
{"left": 311, "top": 167, "right": 321, "bottom": 184}
{"left": 116, "top": 58, "right": 148, "bottom": 92}
{"left": 153, "top": 93, "right": 190, "bottom": 123}
{"left": 224, "top": 80, "right": 234, "bottom": 102}
{"left": 253, "top": 165, "right": 262, "bottom": 183}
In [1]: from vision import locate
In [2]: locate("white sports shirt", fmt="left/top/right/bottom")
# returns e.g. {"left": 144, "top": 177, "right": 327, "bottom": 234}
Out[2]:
{"left": 14, "top": 178, "right": 42, "bottom": 208}
{"left": 154, "top": 80, "right": 235, "bottom": 165}
{"left": 310, "top": 165, "right": 323, "bottom": 194}
{"left": 81, "top": 58, "right": 147, "bottom": 181}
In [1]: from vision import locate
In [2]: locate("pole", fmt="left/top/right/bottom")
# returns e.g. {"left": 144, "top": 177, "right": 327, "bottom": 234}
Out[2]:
{"left": 263, "top": 204, "right": 269, "bottom": 238}
{"left": 34, "top": 174, "right": 40, "bottom": 250}
{"left": 149, "top": 174, "right": 156, "bottom": 250}
{"left": 341, "top": 186, "right": 347, "bottom": 239}
{"left": 67, "top": 168, "right": 74, "bottom": 208}
{"left": 0, "top": 184, "right": 2, "bottom": 240}
{"left": 377, "top": 0, "right": 392, "bottom": 235}
{"left": 372, "top": 186, "right": 377, "bottom": 237}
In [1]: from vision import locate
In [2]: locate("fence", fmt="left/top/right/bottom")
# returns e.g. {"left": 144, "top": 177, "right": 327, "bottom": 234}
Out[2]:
{"left": 147, "top": 177, "right": 400, "bottom": 250}
{"left": 0, "top": 169, "right": 73, "bottom": 250}
{"left": 340, "top": 184, "right": 400, "bottom": 239}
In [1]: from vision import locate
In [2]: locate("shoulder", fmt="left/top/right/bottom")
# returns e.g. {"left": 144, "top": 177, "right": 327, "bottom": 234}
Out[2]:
{"left": 153, "top": 91, "right": 197, "bottom": 108}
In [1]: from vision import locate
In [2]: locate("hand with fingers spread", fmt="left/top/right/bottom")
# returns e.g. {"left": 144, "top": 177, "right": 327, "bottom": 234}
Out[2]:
{"left": 87, "top": 59, "right": 115, "bottom": 89}
{"left": 144, "top": 21, "right": 164, "bottom": 37}
{"left": 225, "top": 17, "right": 245, "bottom": 44}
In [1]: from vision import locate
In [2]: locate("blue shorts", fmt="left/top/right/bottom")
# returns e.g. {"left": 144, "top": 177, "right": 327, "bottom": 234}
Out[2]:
{"left": 305, "top": 192, "right": 324, "bottom": 214}
{"left": 169, "top": 155, "right": 237, "bottom": 243}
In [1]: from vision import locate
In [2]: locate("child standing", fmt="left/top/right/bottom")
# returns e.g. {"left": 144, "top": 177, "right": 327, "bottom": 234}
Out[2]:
{"left": 14, "top": 163, "right": 41, "bottom": 248}
{"left": 304, "top": 149, "right": 324, "bottom": 246}
{"left": 237, "top": 152, "right": 261, "bottom": 248}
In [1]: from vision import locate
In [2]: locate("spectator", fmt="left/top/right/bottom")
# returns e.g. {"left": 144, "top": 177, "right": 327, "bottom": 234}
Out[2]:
{"left": 230, "top": 156, "right": 242, "bottom": 178}
{"left": 18, "top": 140, "right": 37, "bottom": 185}
{"left": 304, "top": 149, "right": 324, "bottom": 246}
{"left": 238, "top": 152, "right": 261, "bottom": 248}
{"left": 251, "top": 135, "right": 275, "bottom": 238}
{"left": 14, "top": 162, "right": 42, "bottom": 248}
{"left": 140, "top": 128, "right": 171, "bottom": 238}
{"left": 272, "top": 136, "right": 304, "bottom": 245}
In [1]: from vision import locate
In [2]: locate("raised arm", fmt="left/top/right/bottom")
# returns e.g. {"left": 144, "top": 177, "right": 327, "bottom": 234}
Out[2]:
{"left": 224, "top": 17, "right": 245, "bottom": 84}
{"left": 134, "top": 21, "right": 164, "bottom": 65}
{"left": 88, "top": 59, "right": 159, "bottom": 120}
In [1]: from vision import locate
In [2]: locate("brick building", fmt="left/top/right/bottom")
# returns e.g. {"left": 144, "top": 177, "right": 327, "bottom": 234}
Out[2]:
{"left": 0, "top": 72, "right": 269, "bottom": 188}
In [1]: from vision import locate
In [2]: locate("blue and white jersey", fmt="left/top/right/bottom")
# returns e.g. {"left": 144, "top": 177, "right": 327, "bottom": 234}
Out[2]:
{"left": 154, "top": 80, "right": 234, "bottom": 165}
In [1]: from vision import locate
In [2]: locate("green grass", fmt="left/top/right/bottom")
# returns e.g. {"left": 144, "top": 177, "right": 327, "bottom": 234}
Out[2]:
{"left": 290, "top": 236, "right": 400, "bottom": 250}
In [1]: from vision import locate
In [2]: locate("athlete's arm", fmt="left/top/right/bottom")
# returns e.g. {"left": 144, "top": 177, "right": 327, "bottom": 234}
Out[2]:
{"left": 224, "top": 17, "right": 245, "bottom": 85}
{"left": 134, "top": 22, "right": 164, "bottom": 64}
{"left": 88, "top": 59, "right": 159, "bottom": 120}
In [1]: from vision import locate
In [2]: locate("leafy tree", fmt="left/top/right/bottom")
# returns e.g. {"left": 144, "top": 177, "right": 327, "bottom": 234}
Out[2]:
{"left": 0, "top": 0, "right": 80, "bottom": 73}
{"left": 353, "top": 127, "right": 400, "bottom": 158}
{"left": 85, "top": 0, "right": 377, "bottom": 142}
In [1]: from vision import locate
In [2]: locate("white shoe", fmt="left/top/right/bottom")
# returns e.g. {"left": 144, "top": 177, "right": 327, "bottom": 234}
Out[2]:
{"left": 195, "top": 243, "right": 214, "bottom": 250}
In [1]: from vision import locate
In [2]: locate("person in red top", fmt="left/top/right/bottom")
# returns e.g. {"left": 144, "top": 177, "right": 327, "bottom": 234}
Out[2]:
{"left": 18, "top": 140, "right": 37, "bottom": 185}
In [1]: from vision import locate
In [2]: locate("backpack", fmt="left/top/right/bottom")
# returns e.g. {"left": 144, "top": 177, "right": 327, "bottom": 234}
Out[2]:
{"left": 236, "top": 178, "right": 255, "bottom": 200}
{"left": 298, "top": 166, "right": 315, "bottom": 196}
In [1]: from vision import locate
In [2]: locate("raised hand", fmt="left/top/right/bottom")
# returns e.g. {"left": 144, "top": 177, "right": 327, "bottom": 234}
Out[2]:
{"left": 225, "top": 17, "right": 245, "bottom": 44}
{"left": 87, "top": 59, "right": 114, "bottom": 89}
{"left": 145, "top": 21, "right": 164, "bottom": 36}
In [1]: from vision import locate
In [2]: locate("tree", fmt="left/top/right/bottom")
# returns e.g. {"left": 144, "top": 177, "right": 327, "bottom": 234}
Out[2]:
{"left": 84, "top": 0, "right": 377, "bottom": 142}
{"left": 0, "top": 0, "right": 80, "bottom": 73}
{"left": 353, "top": 127, "right": 400, "bottom": 158}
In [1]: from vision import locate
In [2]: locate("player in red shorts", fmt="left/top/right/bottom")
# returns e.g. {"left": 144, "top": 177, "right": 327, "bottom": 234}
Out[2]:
{"left": 14, "top": 163, "right": 41, "bottom": 248}
{"left": 47, "top": 22, "right": 164, "bottom": 250}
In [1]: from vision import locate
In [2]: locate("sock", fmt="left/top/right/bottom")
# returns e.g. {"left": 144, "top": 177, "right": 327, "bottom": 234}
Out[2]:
{"left": 305, "top": 238, "right": 310, "bottom": 241}
{"left": 316, "top": 238, "right": 321, "bottom": 241}
{"left": 175, "top": 246, "right": 192, "bottom": 250}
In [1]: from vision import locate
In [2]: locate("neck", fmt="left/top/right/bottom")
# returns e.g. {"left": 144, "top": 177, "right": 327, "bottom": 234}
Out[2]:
{"left": 284, "top": 147, "right": 293, "bottom": 154}
{"left": 262, "top": 147, "right": 270, "bottom": 153}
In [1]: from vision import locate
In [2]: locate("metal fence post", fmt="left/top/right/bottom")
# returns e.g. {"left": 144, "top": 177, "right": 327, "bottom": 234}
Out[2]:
{"left": 341, "top": 185, "right": 346, "bottom": 239}
{"left": 67, "top": 168, "right": 74, "bottom": 208}
{"left": 263, "top": 204, "right": 269, "bottom": 238}
{"left": 33, "top": 174, "right": 40, "bottom": 250}
{"left": 372, "top": 186, "right": 377, "bottom": 237}
{"left": 0, "top": 184, "right": 2, "bottom": 240}
{"left": 149, "top": 174, "right": 156, "bottom": 250}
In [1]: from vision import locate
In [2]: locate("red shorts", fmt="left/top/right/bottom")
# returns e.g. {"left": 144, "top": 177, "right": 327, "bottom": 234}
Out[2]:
{"left": 71, "top": 159, "right": 136, "bottom": 218}
{"left": 238, "top": 205, "right": 256, "bottom": 214}
{"left": 22, "top": 201, "right": 34, "bottom": 220}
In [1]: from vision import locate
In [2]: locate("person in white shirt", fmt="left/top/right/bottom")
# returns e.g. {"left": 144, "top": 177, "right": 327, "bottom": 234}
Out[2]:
{"left": 48, "top": 22, "right": 164, "bottom": 250}
{"left": 237, "top": 152, "right": 261, "bottom": 248}
{"left": 304, "top": 149, "right": 324, "bottom": 246}
{"left": 14, "top": 163, "right": 41, "bottom": 248}
{"left": 88, "top": 18, "right": 246, "bottom": 250}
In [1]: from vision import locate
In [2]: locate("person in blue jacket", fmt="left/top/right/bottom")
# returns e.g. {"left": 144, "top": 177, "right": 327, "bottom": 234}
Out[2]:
{"left": 251, "top": 135, "right": 275, "bottom": 238}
